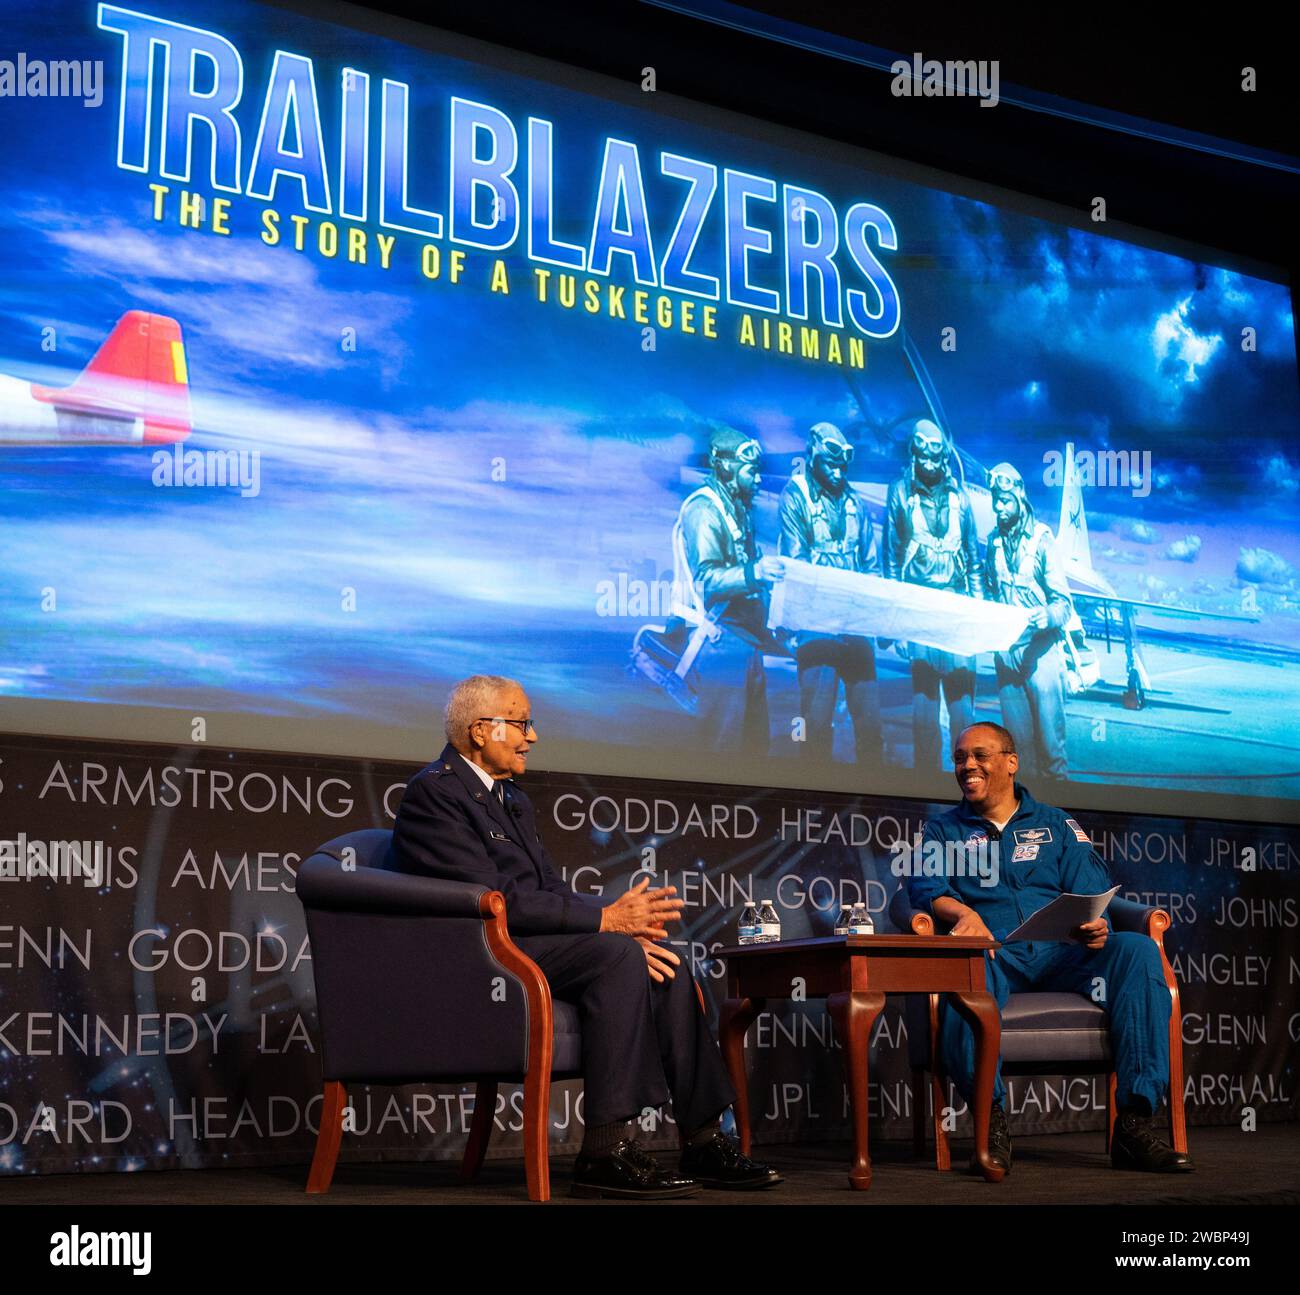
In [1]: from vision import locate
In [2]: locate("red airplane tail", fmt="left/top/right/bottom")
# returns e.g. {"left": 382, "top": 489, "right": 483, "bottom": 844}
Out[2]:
{"left": 32, "top": 311, "right": 192, "bottom": 443}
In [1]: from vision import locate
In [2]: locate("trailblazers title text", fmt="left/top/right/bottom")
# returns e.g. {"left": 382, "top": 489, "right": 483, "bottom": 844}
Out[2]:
{"left": 98, "top": 4, "right": 904, "bottom": 365}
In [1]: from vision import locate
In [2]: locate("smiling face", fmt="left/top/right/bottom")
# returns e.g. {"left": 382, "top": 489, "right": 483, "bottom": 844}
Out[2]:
{"left": 469, "top": 684, "right": 537, "bottom": 779}
{"left": 952, "top": 724, "right": 1018, "bottom": 811}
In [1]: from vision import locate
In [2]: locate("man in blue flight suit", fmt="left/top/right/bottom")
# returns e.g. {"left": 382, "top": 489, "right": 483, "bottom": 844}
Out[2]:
{"left": 906, "top": 720, "right": 1193, "bottom": 1173}
{"left": 983, "top": 463, "right": 1072, "bottom": 784}
{"left": 393, "top": 674, "right": 782, "bottom": 1198}
{"left": 778, "top": 421, "right": 882, "bottom": 765}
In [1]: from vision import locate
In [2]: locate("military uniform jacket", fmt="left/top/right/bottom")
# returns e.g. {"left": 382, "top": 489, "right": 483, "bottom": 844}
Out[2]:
{"left": 984, "top": 520, "right": 1073, "bottom": 672}
{"left": 906, "top": 784, "right": 1112, "bottom": 942}
{"left": 777, "top": 472, "right": 879, "bottom": 573}
{"left": 677, "top": 484, "right": 772, "bottom": 647}
{"left": 392, "top": 744, "right": 604, "bottom": 936}
{"left": 883, "top": 471, "right": 983, "bottom": 597}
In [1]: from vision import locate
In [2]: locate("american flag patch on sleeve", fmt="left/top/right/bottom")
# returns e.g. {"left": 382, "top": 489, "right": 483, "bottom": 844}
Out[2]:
{"left": 1065, "top": 817, "right": 1091, "bottom": 844}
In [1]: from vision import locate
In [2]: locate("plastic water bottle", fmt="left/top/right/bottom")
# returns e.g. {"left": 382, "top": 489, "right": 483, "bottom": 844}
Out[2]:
{"left": 834, "top": 904, "right": 853, "bottom": 935}
{"left": 738, "top": 903, "right": 759, "bottom": 945}
{"left": 848, "top": 902, "right": 874, "bottom": 935}
{"left": 757, "top": 900, "right": 781, "bottom": 944}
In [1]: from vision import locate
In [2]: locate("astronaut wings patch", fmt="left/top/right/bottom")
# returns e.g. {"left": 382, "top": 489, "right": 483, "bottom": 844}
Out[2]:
{"left": 1064, "top": 818, "right": 1092, "bottom": 844}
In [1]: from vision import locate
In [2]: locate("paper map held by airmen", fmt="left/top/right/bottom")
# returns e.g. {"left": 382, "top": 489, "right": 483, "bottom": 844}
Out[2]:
{"left": 768, "top": 559, "right": 1031, "bottom": 657}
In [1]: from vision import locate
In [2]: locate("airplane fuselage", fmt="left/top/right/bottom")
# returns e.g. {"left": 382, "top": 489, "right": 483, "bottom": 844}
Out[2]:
{"left": 0, "top": 372, "right": 151, "bottom": 446}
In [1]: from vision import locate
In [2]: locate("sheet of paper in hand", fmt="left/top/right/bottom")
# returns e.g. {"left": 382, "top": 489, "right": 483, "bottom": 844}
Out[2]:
{"left": 1004, "top": 887, "right": 1121, "bottom": 943}
{"left": 767, "top": 559, "right": 1031, "bottom": 657}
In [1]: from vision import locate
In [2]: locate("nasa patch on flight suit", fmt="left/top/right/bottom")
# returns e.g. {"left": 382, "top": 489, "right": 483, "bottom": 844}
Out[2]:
{"left": 1013, "top": 826, "right": 1052, "bottom": 845}
{"left": 1064, "top": 817, "right": 1092, "bottom": 843}
{"left": 1011, "top": 843, "right": 1040, "bottom": 861}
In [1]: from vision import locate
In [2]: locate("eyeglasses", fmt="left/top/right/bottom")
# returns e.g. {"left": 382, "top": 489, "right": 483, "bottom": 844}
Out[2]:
{"left": 952, "top": 747, "right": 1012, "bottom": 766}
{"left": 475, "top": 717, "right": 536, "bottom": 737}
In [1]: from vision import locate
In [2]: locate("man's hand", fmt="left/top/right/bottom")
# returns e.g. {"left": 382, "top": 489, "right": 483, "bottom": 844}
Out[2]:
{"left": 755, "top": 555, "right": 786, "bottom": 585}
{"left": 1027, "top": 607, "right": 1048, "bottom": 630}
{"left": 638, "top": 938, "right": 681, "bottom": 983}
{"left": 1072, "top": 918, "right": 1108, "bottom": 949}
{"left": 599, "top": 877, "right": 685, "bottom": 939}
{"left": 939, "top": 902, "right": 997, "bottom": 958}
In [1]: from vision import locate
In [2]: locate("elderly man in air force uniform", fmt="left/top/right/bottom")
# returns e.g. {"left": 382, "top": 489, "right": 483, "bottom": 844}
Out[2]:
{"left": 392, "top": 674, "right": 783, "bottom": 1198}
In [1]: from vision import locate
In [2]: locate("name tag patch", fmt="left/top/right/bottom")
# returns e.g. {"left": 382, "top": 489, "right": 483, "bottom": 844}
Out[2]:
{"left": 489, "top": 830, "right": 510, "bottom": 842}
{"left": 1011, "top": 843, "right": 1040, "bottom": 862}
{"left": 1013, "top": 827, "right": 1052, "bottom": 845}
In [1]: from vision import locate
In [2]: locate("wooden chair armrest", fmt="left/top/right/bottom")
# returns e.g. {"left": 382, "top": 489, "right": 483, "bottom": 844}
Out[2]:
{"left": 477, "top": 891, "right": 555, "bottom": 1077}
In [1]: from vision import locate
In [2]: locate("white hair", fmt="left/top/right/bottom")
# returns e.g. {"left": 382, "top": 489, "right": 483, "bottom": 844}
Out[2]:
{"left": 444, "top": 674, "right": 523, "bottom": 748}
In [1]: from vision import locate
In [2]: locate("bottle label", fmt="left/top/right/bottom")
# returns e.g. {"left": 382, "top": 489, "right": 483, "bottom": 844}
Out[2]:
{"left": 759, "top": 922, "right": 781, "bottom": 939}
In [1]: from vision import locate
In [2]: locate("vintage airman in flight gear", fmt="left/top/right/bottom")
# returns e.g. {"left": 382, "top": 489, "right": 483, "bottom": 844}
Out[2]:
{"left": 984, "top": 462, "right": 1072, "bottom": 782}
{"left": 671, "top": 423, "right": 785, "bottom": 751}
{"left": 778, "top": 421, "right": 882, "bottom": 765}
{"left": 883, "top": 418, "right": 984, "bottom": 772}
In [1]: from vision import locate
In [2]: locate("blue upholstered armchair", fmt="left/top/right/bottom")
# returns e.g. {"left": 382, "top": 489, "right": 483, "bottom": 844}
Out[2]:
{"left": 295, "top": 828, "right": 582, "bottom": 1201}
{"left": 887, "top": 884, "right": 1188, "bottom": 1169}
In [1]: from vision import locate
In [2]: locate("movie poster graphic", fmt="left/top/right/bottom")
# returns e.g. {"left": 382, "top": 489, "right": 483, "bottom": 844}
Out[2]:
{"left": 0, "top": 0, "right": 1297, "bottom": 821}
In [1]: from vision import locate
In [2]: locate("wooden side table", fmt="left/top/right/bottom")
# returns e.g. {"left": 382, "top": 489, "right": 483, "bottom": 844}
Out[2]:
{"left": 714, "top": 934, "right": 1002, "bottom": 1190}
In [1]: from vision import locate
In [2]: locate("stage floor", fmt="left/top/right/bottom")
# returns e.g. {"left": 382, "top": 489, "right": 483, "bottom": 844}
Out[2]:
{"left": 4, "top": 1125, "right": 1297, "bottom": 1206}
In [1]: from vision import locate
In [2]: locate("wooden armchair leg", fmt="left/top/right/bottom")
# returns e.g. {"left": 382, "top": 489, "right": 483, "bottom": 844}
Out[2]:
{"left": 911, "top": 1068, "right": 927, "bottom": 1158}
{"left": 522, "top": 1069, "right": 551, "bottom": 1203}
{"left": 1148, "top": 909, "right": 1188, "bottom": 1154}
{"left": 928, "top": 995, "right": 950, "bottom": 1172}
{"left": 1167, "top": 1002, "right": 1188, "bottom": 1154}
{"left": 461, "top": 1081, "right": 497, "bottom": 1183}
{"left": 306, "top": 1081, "right": 346, "bottom": 1195}
{"left": 1106, "top": 1072, "right": 1118, "bottom": 1153}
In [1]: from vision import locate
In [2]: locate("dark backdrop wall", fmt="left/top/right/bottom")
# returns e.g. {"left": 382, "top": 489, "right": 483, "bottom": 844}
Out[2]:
{"left": 1, "top": 733, "right": 1295, "bottom": 1175}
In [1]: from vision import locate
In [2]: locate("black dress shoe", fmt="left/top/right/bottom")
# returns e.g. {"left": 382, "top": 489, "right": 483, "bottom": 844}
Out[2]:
{"left": 971, "top": 1101, "right": 1012, "bottom": 1175}
{"left": 571, "top": 1139, "right": 702, "bottom": 1199}
{"left": 679, "top": 1131, "right": 783, "bottom": 1189}
{"left": 1111, "top": 1111, "right": 1194, "bottom": 1173}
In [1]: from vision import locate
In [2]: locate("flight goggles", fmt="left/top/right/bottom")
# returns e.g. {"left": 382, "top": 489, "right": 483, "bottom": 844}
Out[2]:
{"left": 912, "top": 429, "right": 946, "bottom": 455}
{"left": 815, "top": 440, "right": 855, "bottom": 466}
{"left": 729, "top": 438, "right": 762, "bottom": 464}
{"left": 987, "top": 464, "right": 1025, "bottom": 493}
